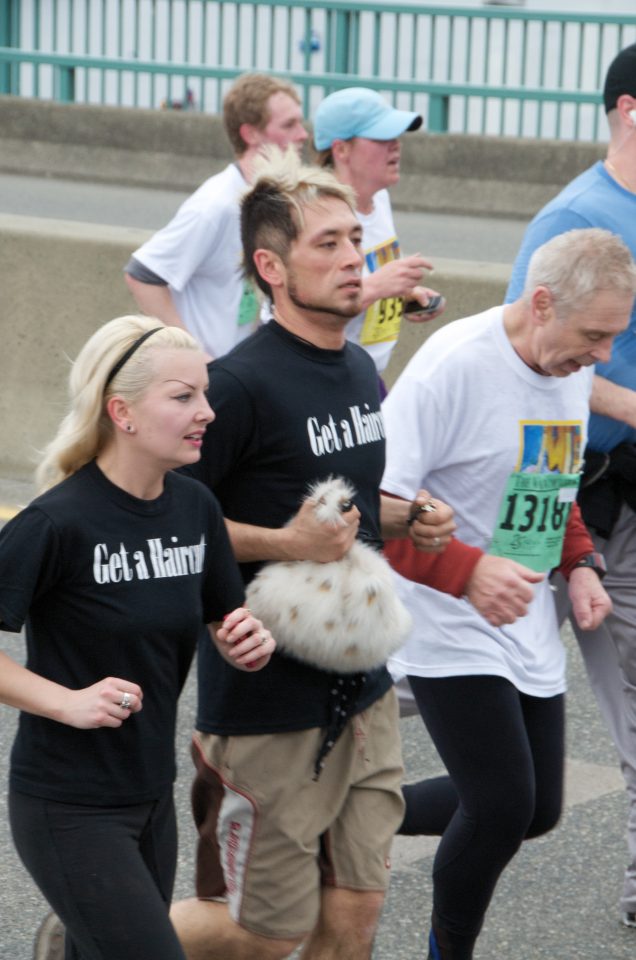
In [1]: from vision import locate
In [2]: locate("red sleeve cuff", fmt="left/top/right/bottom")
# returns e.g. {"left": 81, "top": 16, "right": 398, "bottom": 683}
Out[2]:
{"left": 557, "top": 501, "right": 595, "bottom": 581}
{"left": 383, "top": 536, "right": 484, "bottom": 597}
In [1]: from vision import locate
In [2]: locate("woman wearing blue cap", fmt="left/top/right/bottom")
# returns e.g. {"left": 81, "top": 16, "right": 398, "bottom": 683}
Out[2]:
{"left": 313, "top": 86, "right": 446, "bottom": 393}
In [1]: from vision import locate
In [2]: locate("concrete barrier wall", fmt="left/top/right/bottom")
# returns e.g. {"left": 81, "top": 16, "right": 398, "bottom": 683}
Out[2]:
{"left": 0, "top": 213, "right": 510, "bottom": 478}
{"left": 5, "top": 95, "right": 591, "bottom": 476}
{"left": 0, "top": 95, "right": 606, "bottom": 219}
{"left": 0, "top": 214, "right": 143, "bottom": 477}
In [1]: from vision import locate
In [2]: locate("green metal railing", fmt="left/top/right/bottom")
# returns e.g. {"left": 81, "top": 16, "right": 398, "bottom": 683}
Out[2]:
{"left": 1, "top": 1, "right": 636, "bottom": 141}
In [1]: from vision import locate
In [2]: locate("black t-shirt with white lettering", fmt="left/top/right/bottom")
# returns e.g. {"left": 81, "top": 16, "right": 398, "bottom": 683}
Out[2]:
{"left": 0, "top": 461, "right": 244, "bottom": 805}
{"left": 187, "top": 320, "right": 393, "bottom": 735}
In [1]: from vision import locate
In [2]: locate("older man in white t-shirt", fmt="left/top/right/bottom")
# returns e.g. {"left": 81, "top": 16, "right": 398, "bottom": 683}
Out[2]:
{"left": 381, "top": 228, "right": 636, "bottom": 960}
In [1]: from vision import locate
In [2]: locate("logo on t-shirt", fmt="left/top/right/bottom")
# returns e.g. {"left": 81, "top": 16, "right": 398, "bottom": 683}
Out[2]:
{"left": 307, "top": 403, "right": 385, "bottom": 456}
{"left": 93, "top": 534, "right": 206, "bottom": 584}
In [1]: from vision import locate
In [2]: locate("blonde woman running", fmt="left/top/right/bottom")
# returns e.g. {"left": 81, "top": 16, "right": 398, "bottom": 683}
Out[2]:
{"left": 0, "top": 316, "right": 273, "bottom": 960}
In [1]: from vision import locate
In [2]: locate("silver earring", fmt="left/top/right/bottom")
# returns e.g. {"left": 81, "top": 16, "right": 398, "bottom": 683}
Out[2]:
{"left": 126, "top": 424, "right": 133, "bottom": 433}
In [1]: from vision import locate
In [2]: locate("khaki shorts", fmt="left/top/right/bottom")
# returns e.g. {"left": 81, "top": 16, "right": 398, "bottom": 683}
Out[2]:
{"left": 190, "top": 688, "right": 404, "bottom": 940}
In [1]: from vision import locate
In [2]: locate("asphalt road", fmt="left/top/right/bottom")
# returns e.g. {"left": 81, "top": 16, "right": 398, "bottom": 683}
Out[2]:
{"left": 1, "top": 173, "right": 634, "bottom": 958}
{"left": 0, "top": 171, "right": 528, "bottom": 264}
{"left": 0, "top": 618, "right": 632, "bottom": 960}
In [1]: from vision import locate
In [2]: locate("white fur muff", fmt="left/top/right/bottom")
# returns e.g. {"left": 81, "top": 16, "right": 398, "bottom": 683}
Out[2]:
{"left": 245, "top": 477, "right": 413, "bottom": 672}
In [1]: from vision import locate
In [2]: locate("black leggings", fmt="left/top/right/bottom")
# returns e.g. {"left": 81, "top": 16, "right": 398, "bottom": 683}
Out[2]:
{"left": 400, "top": 675, "right": 564, "bottom": 958}
{"left": 9, "top": 788, "right": 186, "bottom": 960}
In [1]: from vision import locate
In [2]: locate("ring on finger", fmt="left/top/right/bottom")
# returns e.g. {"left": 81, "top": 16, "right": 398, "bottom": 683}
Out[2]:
{"left": 433, "top": 536, "right": 441, "bottom": 547}
{"left": 260, "top": 633, "right": 268, "bottom": 646}
{"left": 119, "top": 692, "right": 132, "bottom": 710}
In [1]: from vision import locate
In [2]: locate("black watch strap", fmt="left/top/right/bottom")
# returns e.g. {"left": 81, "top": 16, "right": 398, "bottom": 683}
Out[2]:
{"left": 572, "top": 552, "right": 607, "bottom": 579}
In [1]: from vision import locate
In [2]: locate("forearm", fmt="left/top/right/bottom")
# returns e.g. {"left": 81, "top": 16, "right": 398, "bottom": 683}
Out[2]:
{"left": 359, "top": 254, "right": 433, "bottom": 309}
{"left": 359, "top": 272, "right": 388, "bottom": 311}
{"left": 0, "top": 651, "right": 68, "bottom": 722}
{"left": 124, "top": 274, "right": 188, "bottom": 332}
{"left": 224, "top": 518, "right": 304, "bottom": 563}
{"left": 591, "top": 374, "right": 636, "bottom": 430}
{"left": 379, "top": 493, "right": 413, "bottom": 539}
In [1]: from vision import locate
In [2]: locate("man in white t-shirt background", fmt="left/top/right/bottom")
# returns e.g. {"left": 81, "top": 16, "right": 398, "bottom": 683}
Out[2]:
{"left": 505, "top": 43, "right": 636, "bottom": 930}
{"left": 124, "top": 72, "right": 308, "bottom": 361}
{"left": 313, "top": 87, "right": 446, "bottom": 389}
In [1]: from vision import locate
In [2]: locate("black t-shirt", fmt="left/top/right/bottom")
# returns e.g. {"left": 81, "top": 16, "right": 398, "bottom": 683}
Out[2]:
{"left": 0, "top": 461, "right": 244, "bottom": 805}
{"left": 186, "top": 320, "right": 393, "bottom": 735}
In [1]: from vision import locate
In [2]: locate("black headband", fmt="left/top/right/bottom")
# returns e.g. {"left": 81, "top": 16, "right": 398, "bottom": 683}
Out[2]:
{"left": 104, "top": 327, "right": 163, "bottom": 389}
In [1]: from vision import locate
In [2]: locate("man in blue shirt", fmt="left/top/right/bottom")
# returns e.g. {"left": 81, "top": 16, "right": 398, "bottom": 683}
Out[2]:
{"left": 506, "top": 42, "right": 636, "bottom": 930}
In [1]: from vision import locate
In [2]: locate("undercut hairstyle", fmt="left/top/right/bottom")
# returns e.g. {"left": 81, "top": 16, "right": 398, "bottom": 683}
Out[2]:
{"left": 36, "top": 316, "right": 200, "bottom": 492}
{"left": 241, "top": 146, "right": 357, "bottom": 298}
{"left": 522, "top": 228, "right": 636, "bottom": 319}
{"left": 223, "top": 72, "right": 301, "bottom": 156}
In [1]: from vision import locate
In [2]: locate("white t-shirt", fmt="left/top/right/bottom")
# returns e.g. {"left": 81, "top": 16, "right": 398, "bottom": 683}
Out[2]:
{"left": 346, "top": 189, "right": 403, "bottom": 374}
{"left": 381, "top": 306, "right": 594, "bottom": 697}
{"left": 131, "top": 163, "right": 258, "bottom": 358}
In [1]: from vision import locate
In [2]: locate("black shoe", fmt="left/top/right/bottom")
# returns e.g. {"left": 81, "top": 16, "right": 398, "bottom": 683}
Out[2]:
{"left": 621, "top": 911, "right": 636, "bottom": 928}
{"left": 33, "top": 912, "right": 65, "bottom": 960}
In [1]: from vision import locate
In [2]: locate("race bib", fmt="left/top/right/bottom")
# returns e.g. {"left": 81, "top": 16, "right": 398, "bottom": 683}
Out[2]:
{"left": 489, "top": 472, "right": 580, "bottom": 572}
{"left": 360, "top": 295, "right": 403, "bottom": 345}
{"left": 359, "top": 236, "right": 402, "bottom": 346}
{"left": 237, "top": 281, "right": 259, "bottom": 327}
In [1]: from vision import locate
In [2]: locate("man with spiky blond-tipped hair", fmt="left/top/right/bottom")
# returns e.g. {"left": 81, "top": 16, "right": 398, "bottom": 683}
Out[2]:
{"left": 167, "top": 148, "right": 455, "bottom": 960}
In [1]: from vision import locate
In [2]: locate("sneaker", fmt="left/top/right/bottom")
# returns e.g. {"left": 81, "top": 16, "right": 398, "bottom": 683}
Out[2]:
{"left": 621, "top": 911, "right": 636, "bottom": 928}
{"left": 33, "top": 912, "right": 65, "bottom": 960}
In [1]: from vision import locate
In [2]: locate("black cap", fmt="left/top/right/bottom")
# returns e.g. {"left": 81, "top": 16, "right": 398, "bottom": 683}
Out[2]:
{"left": 603, "top": 43, "right": 636, "bottom": 113}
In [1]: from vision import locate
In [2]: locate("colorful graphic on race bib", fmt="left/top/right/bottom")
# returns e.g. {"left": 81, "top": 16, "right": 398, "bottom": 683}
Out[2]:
{"left": 237, "top": 281, "right": 260, "bottom": 327}
{"left": 359, "top": 237, "right": 403, "bottom": 346}
{"left": 489, "top": 421, "right": 584, "bottom": 572}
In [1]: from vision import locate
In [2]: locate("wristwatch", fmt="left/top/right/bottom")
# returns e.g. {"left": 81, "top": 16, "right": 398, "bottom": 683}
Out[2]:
{"left": 572, "top": 552, "right": 607, "bottom": 580}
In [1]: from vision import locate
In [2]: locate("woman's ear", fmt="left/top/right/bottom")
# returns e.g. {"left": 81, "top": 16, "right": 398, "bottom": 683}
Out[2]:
{"left": 331, "top": 138, "right": 351, "bottom": 165}
{"left": 105, "top": 395, "right": 135, "bottom": 434}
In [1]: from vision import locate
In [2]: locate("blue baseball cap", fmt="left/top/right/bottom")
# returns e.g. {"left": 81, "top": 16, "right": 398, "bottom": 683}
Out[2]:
{"left": 313, "top": 87, "right": 422, "bottom": 150}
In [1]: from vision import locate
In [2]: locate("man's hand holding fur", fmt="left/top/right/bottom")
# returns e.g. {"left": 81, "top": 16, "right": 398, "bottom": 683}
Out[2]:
{"left": 283, "top": 496, "right": 360, "bottom": 563}
{"left": 245, "top": 478, "right": 412, "bottom": 673}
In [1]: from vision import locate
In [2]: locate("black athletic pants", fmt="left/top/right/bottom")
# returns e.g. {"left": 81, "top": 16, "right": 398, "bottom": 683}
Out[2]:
{"left": 9, "top": 787, "right": 186, "bottom": 960}
{"left": 401, "top": 675, "right": 564, "bottom": 959}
